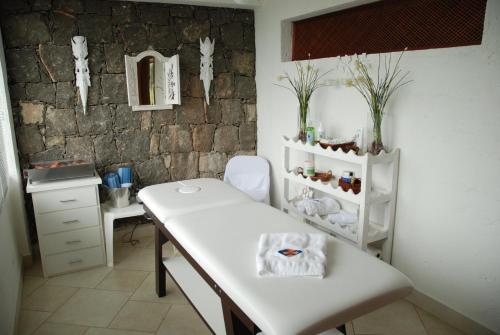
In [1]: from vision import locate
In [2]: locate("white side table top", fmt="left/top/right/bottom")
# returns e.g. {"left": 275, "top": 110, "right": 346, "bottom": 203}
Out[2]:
{"left": 101, "top": 199, "right": 145, "bottom": 219}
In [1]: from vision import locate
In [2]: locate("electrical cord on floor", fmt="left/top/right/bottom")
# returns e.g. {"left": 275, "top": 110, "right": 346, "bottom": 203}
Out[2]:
{"left": 120, "top": 213, "right": 153, "bottom": 246}
{"left": 121, "top": 220, "right": 141, "bottom": 246}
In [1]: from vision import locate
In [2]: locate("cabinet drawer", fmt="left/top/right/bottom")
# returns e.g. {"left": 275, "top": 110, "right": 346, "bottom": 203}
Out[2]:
{"left": 43, "top": 246, "right": 104, "bottom": 276}
{"left": 37, "top": 206, "right": 100, "bottom": 235}
{"left": 33, "top": 186, "right": 97, "bottom": 214}
{"left": 40, "top": 226, "right": 102, "bottom": 256}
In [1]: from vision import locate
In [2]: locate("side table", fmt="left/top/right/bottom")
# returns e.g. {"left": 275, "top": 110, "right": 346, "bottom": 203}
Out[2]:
{"left": 101, "top": 199, "right": 145, "bottom": 267}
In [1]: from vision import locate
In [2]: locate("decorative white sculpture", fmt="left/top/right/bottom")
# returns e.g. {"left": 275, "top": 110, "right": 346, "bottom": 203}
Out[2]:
{"left": 71, "top": 36, "right": 91, "bottom": 115}
{"left": 165, "top": 55, "right": 181, "bottom": 106}
{"left": 200, "top": 37, "right": 215, "bottom": 105}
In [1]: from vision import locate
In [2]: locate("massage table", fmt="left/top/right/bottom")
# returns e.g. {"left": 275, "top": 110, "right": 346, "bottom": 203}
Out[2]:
{"left": 138, "top": 178, "right": 412, "bottom": 335}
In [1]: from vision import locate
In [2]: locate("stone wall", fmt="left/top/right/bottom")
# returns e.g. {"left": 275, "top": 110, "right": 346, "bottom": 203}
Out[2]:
{"left": 1, "top": 0, "right": 256, "bottom": 188}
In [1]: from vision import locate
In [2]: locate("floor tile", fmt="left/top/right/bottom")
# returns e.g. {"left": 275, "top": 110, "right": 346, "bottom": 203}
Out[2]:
{"left": 22, "top": 285, "right": 78, "bottom": 312}
{"left": 32, "top": 322, "right": 88, "bottom": 335}
{"left": 345, "top": 321, "right": 355, "bottom": 335}
{"left": 24, "top": 258, "right": 44, "bottom": 278}
{"left": 46, "top": 266, "right": 112, "bottom": 288}
{"left": 353, "top": 299, "right": 427, "bottom": 335}
{"left": 22, "top": 276, "right": 48, "bottom": 298}
{"left": 18, "top": 310, "right": 51, "bottom": 335}
{"left": 109, "top": 301, "right": 171, "bottom": 332}
{"left": 84, "top": 327, "right": 153, "bottom": 335}
{"left": 49, "top": 288, "right": 130, "bottom": 327}
{"left": 114, "top": 248, "right": 155, "bottom": 271}
{"left": 416, "top": 307, "right": 465, "bottom": 335}
{"left": 114, "top": 244, "right": 135, "bottom": 265}
{"left": 130, "top": 272, "right": 188, "bottom": 305}
{"left": 156, "top": 304, "right": 212, "bottom": 335}
{"left": 96, "top": 269, "right": 149, "bottom": 292}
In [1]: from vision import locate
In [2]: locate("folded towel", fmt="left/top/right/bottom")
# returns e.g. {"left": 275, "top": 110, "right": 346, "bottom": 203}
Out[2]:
{"left": 256, "top": 233, "right": 327, "bottom": 278}
{"left": 295, "top": 197, "right": 340, "bottom": 217}
{"left": 328, "top": 210, "right": 358, "bottom": 226}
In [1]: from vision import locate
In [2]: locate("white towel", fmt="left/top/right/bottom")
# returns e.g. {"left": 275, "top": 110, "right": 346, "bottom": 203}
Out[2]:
{"left": 295, "top": 197, "right": 341, "bottom": 217}
{"left": 256, "top": 233, "right": 327, "bottom": 278}
{"left": 328, "top": 210, "right": 358, "bottom": 226}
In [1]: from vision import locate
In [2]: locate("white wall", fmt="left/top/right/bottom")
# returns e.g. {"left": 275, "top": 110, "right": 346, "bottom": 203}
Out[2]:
{"left": 255, "top": 0, "right": 500, "bottom": 332}
{"left": 0, "top": 193, "right": 24, "bottom": 335}
{"left": 0, "top": 28, "right": 31, "bottom": 335}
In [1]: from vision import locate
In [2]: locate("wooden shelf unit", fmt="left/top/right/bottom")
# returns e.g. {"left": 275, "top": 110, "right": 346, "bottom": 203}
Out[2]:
{"left": 281, "top": 136, "right": 400, "bottom": 262}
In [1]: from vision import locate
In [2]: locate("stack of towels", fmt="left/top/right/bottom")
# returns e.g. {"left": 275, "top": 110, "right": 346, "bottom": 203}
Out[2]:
{"left": 295, "top": 197, "right": 340, "bottom": 217}
{"left": 294, "top": 197, "right": 358, "bottom": 227}
{"left": 327, "top": 210, "right": 358, "bottom": 227}
{"left": 256, "top": 233, "right": 327, "bottom": 278}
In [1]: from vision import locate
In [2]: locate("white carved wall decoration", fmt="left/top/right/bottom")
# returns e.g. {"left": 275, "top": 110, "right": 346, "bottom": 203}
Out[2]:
{"left": 200, "top": 37, "right": 215, "bottom": 105}
{"left": 165, "top": 55, "right": 181, "bottom": 105}
{"left": 71, "top": 36, "right": 91, "bottom": 115}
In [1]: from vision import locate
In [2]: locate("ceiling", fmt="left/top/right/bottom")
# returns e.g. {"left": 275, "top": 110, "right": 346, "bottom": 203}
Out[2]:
{"left": 124, "top": 0, "right": 262, "bottom": 9}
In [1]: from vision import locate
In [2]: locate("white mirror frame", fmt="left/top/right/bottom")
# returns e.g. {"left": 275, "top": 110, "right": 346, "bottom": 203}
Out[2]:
{"left": 124, "top": 50, "right": 181, "bottom": 111}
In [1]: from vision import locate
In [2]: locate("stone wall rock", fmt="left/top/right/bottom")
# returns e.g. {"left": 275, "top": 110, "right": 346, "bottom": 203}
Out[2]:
{"left": 20, "top": 102, "right": 44, "bottom": 125}
{"left": 214, "top": 125, "right": 239, "bottom": 152}
{"left": 193, "top": 124, "right": 216, "bottom": 152}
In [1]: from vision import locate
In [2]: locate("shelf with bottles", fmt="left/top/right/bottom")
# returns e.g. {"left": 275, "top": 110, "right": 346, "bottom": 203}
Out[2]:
{"left": 282, "top": 133, "right": 400, "bottom": 262}
{"left": 284, "top": 169, "right": 392, "bottom": 205}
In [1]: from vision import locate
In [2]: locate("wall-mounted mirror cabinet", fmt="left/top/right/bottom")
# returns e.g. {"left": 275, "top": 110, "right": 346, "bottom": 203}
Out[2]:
{"left": 124, "top": 50, "right": 181, "bottom": 111}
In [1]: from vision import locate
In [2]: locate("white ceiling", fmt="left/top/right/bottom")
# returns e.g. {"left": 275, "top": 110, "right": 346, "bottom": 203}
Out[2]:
{"left": 124, "top": 0, "right": 261, "bottom": 9}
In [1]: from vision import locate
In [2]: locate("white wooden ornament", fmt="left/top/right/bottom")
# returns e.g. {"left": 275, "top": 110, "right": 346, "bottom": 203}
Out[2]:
{"left": 165, "top": 54, "right": 181, "bottom": 105}
{"left": 71, "top": 36, "right": 91, "bottom": 115}
{"left": 200, "top": 37, "right": 215, "bottom": 105}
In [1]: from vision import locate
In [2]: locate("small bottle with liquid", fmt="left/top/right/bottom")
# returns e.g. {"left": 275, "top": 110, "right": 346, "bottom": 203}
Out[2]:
{"left": 306, "top": 113, "right": 315, "bottom": 144}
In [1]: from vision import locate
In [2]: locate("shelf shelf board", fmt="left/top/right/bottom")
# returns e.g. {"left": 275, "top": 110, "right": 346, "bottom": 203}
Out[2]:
{"left": 284, "top": 171, "right": 360, "bottom": 203}
{"left": 284, "top": 171, "right": 392, "bottom": 205}
{"left": 282, "top": 136, "right": 400, "bottom": 165}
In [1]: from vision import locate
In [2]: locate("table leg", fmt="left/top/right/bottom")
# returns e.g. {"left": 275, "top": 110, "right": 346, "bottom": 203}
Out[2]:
{"left": 103, "top": 214, "right": 114, "bottom": 267}
{"left": 155, "top": 224, "right": 168, "bottom": 297}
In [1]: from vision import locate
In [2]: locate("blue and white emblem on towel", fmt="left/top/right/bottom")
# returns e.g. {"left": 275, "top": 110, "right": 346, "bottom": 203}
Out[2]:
{"left": 278, "top": 249, "right": 303, "bottom": 257}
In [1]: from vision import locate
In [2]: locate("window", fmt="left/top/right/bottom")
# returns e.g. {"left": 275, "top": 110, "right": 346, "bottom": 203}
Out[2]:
{"left": 291, "top": 0, "right": 487, "bottom": 61}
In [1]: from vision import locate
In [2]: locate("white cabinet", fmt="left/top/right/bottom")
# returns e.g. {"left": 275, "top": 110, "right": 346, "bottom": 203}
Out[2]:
{"left": 282, "top": 136, "right": 400, "bottom": 262}
{"left": 27, "top": 176, "right": 106, "bottom": 277}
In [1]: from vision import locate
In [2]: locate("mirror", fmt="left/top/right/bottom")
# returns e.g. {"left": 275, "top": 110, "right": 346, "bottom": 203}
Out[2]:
{"left": 137, "top": 56, "right": 156, "bottom": 105}
{"left": 124, "top": 50, "right": 181, "bottom": 111}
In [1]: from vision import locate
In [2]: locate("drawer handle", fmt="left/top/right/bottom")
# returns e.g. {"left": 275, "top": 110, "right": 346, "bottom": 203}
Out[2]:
{"left": 60, "top": 199, "right": 77, "bottom": 203}
{"left": 62, "top": 220, "right": 79, "bottom": 224}
{"left": 68, "top": 258, "right": 83, "bottom": 264}
{"left": 66, "top": 240, "right": 81, "bottom": 245}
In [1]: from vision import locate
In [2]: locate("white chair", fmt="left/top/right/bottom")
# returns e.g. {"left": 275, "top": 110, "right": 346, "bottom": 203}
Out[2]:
{"left": 224, "top": 156, "right": 270, "bottom": 204}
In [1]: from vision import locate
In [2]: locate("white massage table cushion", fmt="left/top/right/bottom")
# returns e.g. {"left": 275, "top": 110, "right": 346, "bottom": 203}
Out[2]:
{"left": 138, "top": 178, "right": 253, "bottom": 222}
{"left": 163, "top": 202, "right": 412, "bottom": 335}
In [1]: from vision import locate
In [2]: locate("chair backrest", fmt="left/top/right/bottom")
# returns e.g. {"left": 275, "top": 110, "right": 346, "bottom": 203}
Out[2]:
{"left": 224, "top": 156, "right": 270, "bottom": 204}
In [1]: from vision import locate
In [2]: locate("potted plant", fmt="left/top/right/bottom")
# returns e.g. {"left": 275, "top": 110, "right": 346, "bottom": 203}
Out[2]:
{"left": 276, "top": 60, "right": 331, "bottom": 142}
{"left": 345, "top": 51, "right": 411, "bottom": 154}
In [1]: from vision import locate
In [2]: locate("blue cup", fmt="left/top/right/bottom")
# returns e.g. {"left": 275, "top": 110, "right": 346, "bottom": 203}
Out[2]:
{"left": 104, "top": 172, "right": 121, "bottom": 188}
{"left": 117, "top": 167, "right": 132, "bottom": 187}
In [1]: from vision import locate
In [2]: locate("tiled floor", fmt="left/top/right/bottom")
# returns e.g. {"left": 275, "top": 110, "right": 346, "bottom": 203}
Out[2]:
{"left": 20, "top": 222, "right": 464, "bottom": 335}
